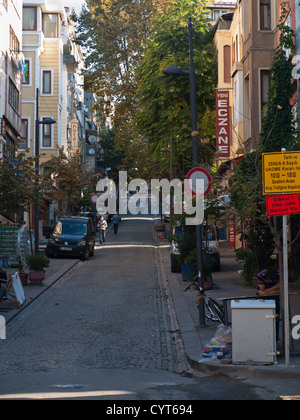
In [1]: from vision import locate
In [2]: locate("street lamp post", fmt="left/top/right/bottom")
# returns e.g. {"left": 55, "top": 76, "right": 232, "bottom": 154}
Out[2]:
{"left": 163, "top": 18, "right": 206, "bottom": 326}
{"left": 34, "top": 88, "right": 56, "bottom": 254}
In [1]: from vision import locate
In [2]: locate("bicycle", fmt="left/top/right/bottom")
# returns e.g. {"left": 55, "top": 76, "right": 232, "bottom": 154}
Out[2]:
{"left": 184, "top": 278, "right": 225, "bottom": 324}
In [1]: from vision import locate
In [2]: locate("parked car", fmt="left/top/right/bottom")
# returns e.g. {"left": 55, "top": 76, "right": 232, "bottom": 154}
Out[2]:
{"left": 46, "top": 216, "right": 95, "bottom": 260}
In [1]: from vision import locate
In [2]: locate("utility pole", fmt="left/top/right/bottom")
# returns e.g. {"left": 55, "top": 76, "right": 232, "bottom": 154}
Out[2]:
{"left": 188, "top": 18, "right": 205, "bottom": 326}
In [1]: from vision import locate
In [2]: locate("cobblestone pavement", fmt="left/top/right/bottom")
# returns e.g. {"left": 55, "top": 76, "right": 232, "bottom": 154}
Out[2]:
{"left": 0, "top": 217, "right": 176, "bottom": 375}
{"left": 0, "top": 216, "right": 267, "bottom": 400}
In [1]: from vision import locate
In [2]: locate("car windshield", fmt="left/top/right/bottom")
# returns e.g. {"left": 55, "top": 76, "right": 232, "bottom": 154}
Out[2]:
{"left": 55, "top": 221, "right": 87, "bottom": 236}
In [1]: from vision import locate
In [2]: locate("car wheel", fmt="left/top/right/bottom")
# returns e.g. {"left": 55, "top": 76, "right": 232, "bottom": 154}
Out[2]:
{"left": 81, "top": 247, "right": 90, "bottom": 261}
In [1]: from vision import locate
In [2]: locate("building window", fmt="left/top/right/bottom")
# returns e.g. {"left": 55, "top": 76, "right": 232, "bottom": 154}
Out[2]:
{"left": 261, "top": 70, "right": 271, "bottom": 117}
{"left": 42, "top": 70, "right": 52, "bottom": 94}
{"left": 22, "top": 60, "right": 30, "bottom": 85}
{"left": 42, "top": 119, "right": 52, "bottom": 148}
{"left": 224, "top": 45, "right": 231, "bottom": 83}
{"left": 8, "top": 78, "right": 19, "bottom": 114}
{"left": 260, "top": 0, "right": 271, "bottom": 30}
{"left": 43, "top": 14, "right": 59, "bottom": 38}
{"left": 9, "top": 26, "right": 20, "bottom": 54}
{"left": 23, "top": 7, "right": 37, "bottom": 31}
{"left": 20, "top": 119, "right": 29, "bottom": 150}
{"left": 244, "top": 74, "right": 251, "bottom": 141}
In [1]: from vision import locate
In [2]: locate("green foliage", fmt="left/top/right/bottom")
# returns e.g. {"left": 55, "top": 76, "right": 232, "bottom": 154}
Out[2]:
{"left": 26, "top": 254, "right": 49, "bottom": 271}
{"left": 135, "top": 0, "right": 217, "bottom": 175}
{"left": 99, "top": 127, "right": 125, "bottom": 183}
{"left": 228, "top": 1, "right": 299, "bottom": 283}
{"left": 47, "top": 148, "right": 94, "bottom": 216}
{"left": 0, "top": 145, "right": 41, "bottom": 218}
{"left": 235, "top": 222, "right": 275, "bottom": 284}
{"left": 73, "top": 0, "right": 163, "bottom": 142}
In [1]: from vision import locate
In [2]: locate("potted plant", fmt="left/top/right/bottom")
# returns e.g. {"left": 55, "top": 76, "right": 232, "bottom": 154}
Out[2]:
{"left": 16, "top": 256, "right": 29, "bottom": 286}
{"left": 26, "top": 254, "right": 50, "bottom": 284}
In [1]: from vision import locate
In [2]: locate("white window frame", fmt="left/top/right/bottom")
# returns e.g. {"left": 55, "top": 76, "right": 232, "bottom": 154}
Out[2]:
{"left": 41, "top": 69, "right": 53, "bottom": 96}
{"left": 258, "top": 0, "right": 277, "bottom": 32}
{"left": 259, "top": 67, "right": 271, "bottom": 130}
{"left": 22, "top": 57, "right": 32, "bottom": 87}
{"left": 20, "top": 117, "right": 31, "bottom": 150}
{"left": 40, "top": 115, "right": 54, "bottom": 149}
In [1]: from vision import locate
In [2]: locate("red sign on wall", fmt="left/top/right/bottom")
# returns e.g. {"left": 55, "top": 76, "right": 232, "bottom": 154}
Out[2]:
{"left": 216, "top": 90, "right": 231, "bottom": 157}
{"left": 229, "top": 217, "right": 235, "bottom": 247}
{"left": 265, "top": 194, "right": 300, "bottom": 217}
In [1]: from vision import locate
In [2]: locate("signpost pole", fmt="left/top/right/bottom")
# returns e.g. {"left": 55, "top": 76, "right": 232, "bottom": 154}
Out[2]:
{"left": 262, "top": 150, "right": 300, "bottom": 366}
{"left": 282, "top": 214, "right": 290, "bottom": 366}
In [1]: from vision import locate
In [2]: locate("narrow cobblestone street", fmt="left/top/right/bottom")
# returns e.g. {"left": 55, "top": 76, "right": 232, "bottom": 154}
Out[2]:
{"left": 0, "top": 216, "right": 267, "bottom": 400}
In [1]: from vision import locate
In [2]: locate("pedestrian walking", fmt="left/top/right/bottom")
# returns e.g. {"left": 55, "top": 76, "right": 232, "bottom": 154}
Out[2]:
{"left": 97, "top": 216, "right": 107, "bottom": 245}
{"left": 112, "top": 213, "right": 120, "bottom": 234}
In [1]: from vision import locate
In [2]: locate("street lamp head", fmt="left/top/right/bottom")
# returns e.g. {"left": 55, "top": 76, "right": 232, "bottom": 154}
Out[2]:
{"left": 162, "top": 66, "right": 189, "bottom": 77}
{"left": 39, "top": 118, "right": 56, "bottom": 125}
{"left": 160, "top": 148, "right": 170, "bottom": 153}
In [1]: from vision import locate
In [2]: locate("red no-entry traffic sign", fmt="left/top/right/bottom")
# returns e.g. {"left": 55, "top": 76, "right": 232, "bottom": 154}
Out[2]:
{"left": 91, "top": 194, "right": 99, "bottom": 204}
{"left": 186, "top": 168, "right": 212, "bottom": 197}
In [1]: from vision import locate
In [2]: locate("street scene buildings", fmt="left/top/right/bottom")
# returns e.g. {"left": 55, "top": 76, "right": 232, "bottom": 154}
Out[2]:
{"left": 0, "top": 0, "right": 300, "bottom": 401}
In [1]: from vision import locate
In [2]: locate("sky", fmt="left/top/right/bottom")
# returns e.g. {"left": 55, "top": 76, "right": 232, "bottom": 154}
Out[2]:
{"left": 62, "top": 0, "right": 86, "bottom": 13}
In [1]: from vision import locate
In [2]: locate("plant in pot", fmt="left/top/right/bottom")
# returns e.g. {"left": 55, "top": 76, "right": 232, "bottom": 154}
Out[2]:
{"left": 176, "top": 225, "right": 215, "bottom": 286}
{"left": 26, "top": 254, "right": 50, "bottom": 284}
{"left": 16, "top": 255, "right": 29, "bottom": 286}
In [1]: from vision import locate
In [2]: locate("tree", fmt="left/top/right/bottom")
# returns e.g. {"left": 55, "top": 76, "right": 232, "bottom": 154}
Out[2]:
{"left": 134, "top": 0, "right": 217, "bottom": 178}
{"left": 0, "top": 145, "right": 39, "bottom": 220}
{"left": 99, "top": 126, "right": 125, "bottom": 183}
{"left": 73, "top": 0, "right": 166, "bottom": 147}
{"left": 47, "top": 148, "right": 95, "bottom": 216}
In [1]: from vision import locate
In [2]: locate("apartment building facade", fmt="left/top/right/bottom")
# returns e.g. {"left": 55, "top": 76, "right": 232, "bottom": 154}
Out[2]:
{"left": 214, "top": 0, "right": 297, "bottom": 163}
{"left": 21, "top": 1, "right": 87, "bottom": 165}
{"left": 21, "top": 1, "right": 101, "bottom": 228}
{"left": 0, "top": 0, "right": 23, "bottom": 157}
{"left": 213, "top": 0, "right": 299, "bottom": 275}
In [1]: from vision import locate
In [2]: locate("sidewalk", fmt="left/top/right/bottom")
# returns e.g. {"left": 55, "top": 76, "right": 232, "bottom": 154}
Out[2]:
{"left": 156, "top": 236, "right": 300, "bottom": 379}
{"left": 0, "top": 257, "right": 80, "bottom": 324}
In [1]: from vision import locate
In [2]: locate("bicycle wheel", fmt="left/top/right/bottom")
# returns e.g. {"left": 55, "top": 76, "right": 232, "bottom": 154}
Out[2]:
{"left": 205, "top": 297, "right": 225, "bottom": 324}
